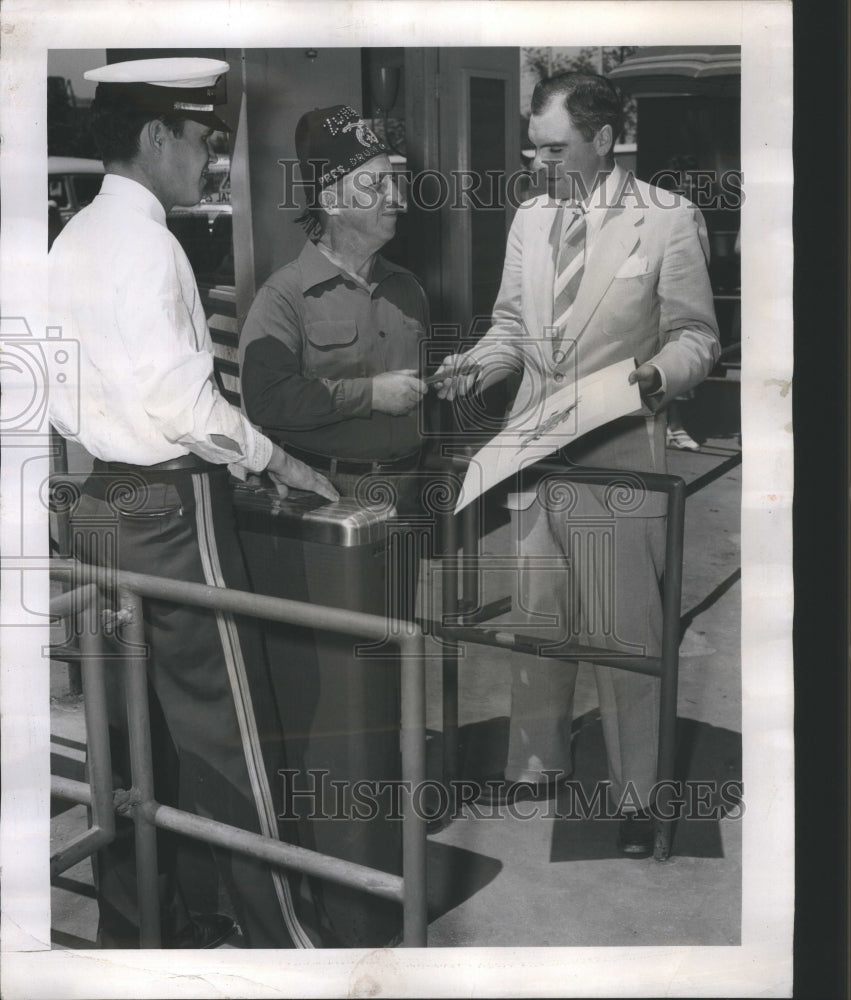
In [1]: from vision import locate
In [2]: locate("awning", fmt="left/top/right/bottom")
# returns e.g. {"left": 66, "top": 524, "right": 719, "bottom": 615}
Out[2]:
{"left": 608, "top": 46, "right": 741, "bottom": 97}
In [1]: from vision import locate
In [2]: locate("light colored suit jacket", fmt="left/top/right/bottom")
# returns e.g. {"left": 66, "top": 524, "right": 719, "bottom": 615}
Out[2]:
{"left": 470, "top": 171, "right": 720, "bottom": 507}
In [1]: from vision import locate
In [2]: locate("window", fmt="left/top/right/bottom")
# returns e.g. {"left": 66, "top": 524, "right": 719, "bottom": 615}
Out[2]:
{"left": 48, "top": 176, "right": 69, "bottom": 209}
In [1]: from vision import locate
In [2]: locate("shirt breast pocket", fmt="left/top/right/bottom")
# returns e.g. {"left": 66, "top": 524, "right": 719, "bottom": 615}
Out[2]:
{"left": 305, "top": 320, "right": 364, "bottom": 378}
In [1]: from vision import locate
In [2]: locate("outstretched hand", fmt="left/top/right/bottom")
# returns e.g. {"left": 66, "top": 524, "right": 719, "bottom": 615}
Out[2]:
{"left": 371, "top": 369, "right": 427, "bottom": 416}
{"left": 430, "top": 354, "right": 480, "bottom": 400}
{"left": 265, "top": 445, "right": 340, "bottom": 502}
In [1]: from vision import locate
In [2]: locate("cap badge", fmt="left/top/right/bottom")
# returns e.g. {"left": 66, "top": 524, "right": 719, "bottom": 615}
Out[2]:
{"left": 341, "top": 118, "right": 380, "bottom": 148}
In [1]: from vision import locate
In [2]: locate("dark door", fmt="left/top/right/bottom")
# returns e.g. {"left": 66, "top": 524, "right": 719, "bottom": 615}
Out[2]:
{"left": 406, "top": 48, "right": 521, "bottom": 334}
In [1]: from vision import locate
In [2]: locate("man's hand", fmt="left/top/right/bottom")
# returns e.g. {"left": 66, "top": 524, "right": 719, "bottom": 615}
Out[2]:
{"left": 371, "top": 370, "right": 427, "bottom": 416}
{"left": 265, "top": 445, "right": 340, "bottom": 502}
{"left": 628, "top": 363, "right": 663, "bottom": 398}
{"left": 430, "top": 354, "right": 480, "bottom": 400}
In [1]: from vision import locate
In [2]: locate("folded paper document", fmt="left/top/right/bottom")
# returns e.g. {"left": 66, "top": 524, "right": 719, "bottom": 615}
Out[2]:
{"left": 454, "top": 357, "right": 642, "bottom": 513}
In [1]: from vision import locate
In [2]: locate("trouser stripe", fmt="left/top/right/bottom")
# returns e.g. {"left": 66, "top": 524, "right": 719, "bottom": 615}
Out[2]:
{"left": 191, "top": 473, "right": 313, "bottom": 949}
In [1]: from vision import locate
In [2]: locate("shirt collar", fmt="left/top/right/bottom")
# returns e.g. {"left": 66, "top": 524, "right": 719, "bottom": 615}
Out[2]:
{"left": 99, "top": 173, "right": 167, "bottom": 226}
{"left": 297, "top": 238, "right": 407, "bottom": 293}
{"left": 569, "top": 162, "right": 626, "bottom": 215}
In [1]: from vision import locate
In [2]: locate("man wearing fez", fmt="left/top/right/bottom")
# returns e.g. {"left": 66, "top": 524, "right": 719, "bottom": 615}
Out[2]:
{"left": 238, "top": 105, "right": 430, "bottom": 946}
{"left": 49, "top": 57, "right": 337, "bottom": 949}
{"left": 239, "top": 104, "right": 428, "bottom": 512}
{"left": 434, "top": 73, "right": 719, "bottom": 856}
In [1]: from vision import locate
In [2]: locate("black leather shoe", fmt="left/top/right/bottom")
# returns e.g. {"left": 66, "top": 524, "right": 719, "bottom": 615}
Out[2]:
{"left": 167, "top": 914, "right": 237, "bottom": 949}
{"left": 476, "top": 772, "right": 566, "bottom": 807}
{"left": 617, "top": 811, "right": 654, "bottom": 859}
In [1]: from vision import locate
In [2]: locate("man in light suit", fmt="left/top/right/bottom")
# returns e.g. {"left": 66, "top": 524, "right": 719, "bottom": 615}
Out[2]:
{"left": 433, "top": 72, "right": 719, "bottom": 856}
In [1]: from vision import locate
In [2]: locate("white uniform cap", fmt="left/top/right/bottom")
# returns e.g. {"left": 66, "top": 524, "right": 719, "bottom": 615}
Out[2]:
{"left": 85, "top": 57, "right": 229, "bottom": 88}
{"left": 85, "top": 57, "right": 232, "bottom": 130}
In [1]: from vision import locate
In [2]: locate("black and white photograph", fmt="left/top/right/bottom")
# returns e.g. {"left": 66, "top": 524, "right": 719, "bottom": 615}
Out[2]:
{"left": 0, "top": 2, "right": 793, "bottom": 997}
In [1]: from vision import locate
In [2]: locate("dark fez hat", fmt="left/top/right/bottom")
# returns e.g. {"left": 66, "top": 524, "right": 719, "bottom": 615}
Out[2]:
{"left": 295, "top": 105, "right": 388, "bottom": 190}
{"left": 85, "top": 57, "right": 232, "bottom": 131}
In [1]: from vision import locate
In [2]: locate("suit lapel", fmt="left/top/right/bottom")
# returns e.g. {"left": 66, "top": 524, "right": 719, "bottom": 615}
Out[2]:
{"left": 559, "top": 205, "right": 644, "bottom": 349}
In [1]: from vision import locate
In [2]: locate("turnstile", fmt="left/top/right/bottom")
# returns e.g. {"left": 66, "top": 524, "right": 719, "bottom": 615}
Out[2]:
{"left": 234, "top": 482, "right": 403, "bottom": 947}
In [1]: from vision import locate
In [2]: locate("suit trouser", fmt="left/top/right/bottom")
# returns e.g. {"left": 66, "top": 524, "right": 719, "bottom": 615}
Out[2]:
{"left": 71, "top": 464, "right": 316, "bottom": 948}
{"left": 504, "top": 489, "right": 665, "bottom": 810}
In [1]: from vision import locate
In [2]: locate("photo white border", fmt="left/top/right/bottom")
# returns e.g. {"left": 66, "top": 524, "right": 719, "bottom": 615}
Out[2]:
{"left": 0, "top": 2, "right": 793, "bottom": 996}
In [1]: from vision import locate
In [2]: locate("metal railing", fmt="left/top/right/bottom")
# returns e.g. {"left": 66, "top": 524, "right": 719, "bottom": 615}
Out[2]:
{"left": 48, "top": 444, "right": 741, "bottom": 942}
{"left": 49, "top": 558, "right": 427, "bottom": 948}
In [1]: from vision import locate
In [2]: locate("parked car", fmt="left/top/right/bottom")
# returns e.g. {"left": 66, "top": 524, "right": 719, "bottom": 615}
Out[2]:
{"left": 166, "top": 158, "right": 233, "bottom": 286}
{"left": 48, "top": 156, "right": 234, "bottom": 287}
{"left": 48, "top": 155, "right": 105, "bottom": 247}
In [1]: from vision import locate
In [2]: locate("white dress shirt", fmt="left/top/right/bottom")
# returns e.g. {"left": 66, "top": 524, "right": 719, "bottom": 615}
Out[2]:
{"left": 49, "top": 174, "right": 272, "bottom": 472}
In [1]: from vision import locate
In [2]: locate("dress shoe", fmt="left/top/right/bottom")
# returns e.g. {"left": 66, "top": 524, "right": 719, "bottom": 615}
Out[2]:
{"left": 617, "top": 810, "right": 654, "bottom": 859}
{"left": 166, "top": 913, "right": 237, "bottom": 949}
{"left": 475, "top": 772, "right": 566, "bottom": 807}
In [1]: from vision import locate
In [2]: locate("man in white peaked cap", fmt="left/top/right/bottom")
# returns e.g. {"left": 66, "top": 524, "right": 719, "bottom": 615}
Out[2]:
{"left": 49, "top": 57, "right": 338, "bottom": 950}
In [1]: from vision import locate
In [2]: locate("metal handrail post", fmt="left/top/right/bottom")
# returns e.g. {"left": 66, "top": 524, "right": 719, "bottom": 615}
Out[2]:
{"left": 441, "top": 508, "right": 460, "bottom": 788}
{"left": 49, "top": 450, "right": 83, "bottom": 695}
{"left": 460, "top": 499, "right": 479, "bottom": 612}
{"left": 119, "top": 586, "right": 162, "bottom": 948}
{"left": 399, "top": 630, "right": 427, "bottom": 946}
{"left": 50, "top": 583, "right": 117, "bottom": 877}
{"left": 79, "top": 614, "right": 116, "bottom": 846}
{"left": 654, "top": 476, "right": 686, "bottom": 860}
{"left": 49, "top": 561, "right": 429, "bottom": 946}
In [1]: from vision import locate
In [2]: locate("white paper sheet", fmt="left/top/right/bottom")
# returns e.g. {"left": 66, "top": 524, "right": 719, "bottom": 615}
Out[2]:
{"left": 454, "top": 357, "right": 642, "bottom": 512}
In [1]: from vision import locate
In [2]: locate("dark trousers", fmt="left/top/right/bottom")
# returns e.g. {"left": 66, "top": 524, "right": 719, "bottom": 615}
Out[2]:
{"left": 71, "top": 464, "right": 317, "bottom": 948}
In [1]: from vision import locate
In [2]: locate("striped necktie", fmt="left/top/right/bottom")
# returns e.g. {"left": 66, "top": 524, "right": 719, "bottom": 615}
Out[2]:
{"left": 552, "top": 205, "right": 587, "bottom": 338}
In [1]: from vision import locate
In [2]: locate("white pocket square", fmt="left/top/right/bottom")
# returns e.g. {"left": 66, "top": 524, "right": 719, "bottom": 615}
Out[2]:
{"left": 615, "top": 254, "right": 651, "bottom": 278}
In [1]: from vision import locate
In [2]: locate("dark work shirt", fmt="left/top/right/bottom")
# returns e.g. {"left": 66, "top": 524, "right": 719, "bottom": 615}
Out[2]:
{"left": 239, "top": 239, "right": 429, "bottom": 462}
